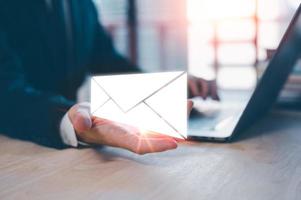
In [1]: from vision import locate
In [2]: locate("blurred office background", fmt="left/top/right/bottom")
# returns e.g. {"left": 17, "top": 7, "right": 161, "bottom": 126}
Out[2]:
{"left": 84, "top": 0, "right": 300, "bottom": 97}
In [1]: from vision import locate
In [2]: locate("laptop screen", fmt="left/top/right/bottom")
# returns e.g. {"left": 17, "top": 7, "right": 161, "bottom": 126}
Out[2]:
{"left": 233, "top": 4, "right": 301, "bottom": 135}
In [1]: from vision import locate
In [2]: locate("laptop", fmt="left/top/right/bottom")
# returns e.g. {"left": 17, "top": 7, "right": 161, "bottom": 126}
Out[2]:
{"left": 188, "top": 4, "right": 301, "bottom": 142}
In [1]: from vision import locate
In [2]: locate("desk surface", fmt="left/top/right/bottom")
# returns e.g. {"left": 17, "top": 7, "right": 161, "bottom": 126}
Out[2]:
{"left": 1, "top": 110, "right": 301, "bottom": 200}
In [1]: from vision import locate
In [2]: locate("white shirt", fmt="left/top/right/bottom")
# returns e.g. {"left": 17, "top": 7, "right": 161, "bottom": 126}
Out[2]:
{"left": 59, "top": 103, "right": 91, "bottom": 147}
{"left": 60, "top": 113, "right": 78, "bottom": 147}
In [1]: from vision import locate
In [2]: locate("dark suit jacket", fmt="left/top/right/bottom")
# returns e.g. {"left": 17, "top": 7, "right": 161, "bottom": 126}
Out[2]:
{"left": 0, "top": 0, "right": 139, "bottom": 148}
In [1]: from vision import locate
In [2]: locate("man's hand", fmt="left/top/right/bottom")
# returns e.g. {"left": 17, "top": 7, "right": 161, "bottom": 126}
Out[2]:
{"left": 187, "top": 100, "right": 193, "bottom": 115}
{"left": 188, "top": 75, "right": 219, "bottom": 100}
{"left": 67, "top": 103, "right": 191, "bottom": 154}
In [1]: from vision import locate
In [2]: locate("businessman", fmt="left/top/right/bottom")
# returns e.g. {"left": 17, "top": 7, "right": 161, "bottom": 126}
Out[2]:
{"left": 0, "top": 0, "right": 218, "bottom": 154}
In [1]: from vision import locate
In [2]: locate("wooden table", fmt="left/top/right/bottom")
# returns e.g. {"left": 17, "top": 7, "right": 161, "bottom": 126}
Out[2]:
{"left": 1, "top": 110, "right": 301, "bottom": 200}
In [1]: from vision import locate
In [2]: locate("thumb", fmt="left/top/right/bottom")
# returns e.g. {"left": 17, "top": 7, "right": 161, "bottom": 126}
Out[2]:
{"left": 68, "top": 103, "right": 92, "bottom": 133}
{"left": 187, "top": 100, "right": 193, "bottom": 115}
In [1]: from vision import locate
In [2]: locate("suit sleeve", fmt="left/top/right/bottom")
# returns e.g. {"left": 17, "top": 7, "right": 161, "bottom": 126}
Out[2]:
{"left": 88, "top": 3, "right": 141, "bottom": 74}
{"left": 0, "top": 31, "right": 74, "bottom": 149}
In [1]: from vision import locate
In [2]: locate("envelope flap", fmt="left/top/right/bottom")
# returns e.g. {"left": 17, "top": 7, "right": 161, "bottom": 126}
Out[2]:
{"left": 145, "top": 73, "right": 187, "bottom": 137}
{"left": 92, "top": 71, "right": 184, "bottom": 112}
{"left": 91, "top": 78, "right": 110, "bottom": 114}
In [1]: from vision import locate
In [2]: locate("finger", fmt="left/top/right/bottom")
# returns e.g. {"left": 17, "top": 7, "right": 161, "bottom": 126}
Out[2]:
{"left": 208, "top": 80, "right": 220, "bottom": 101}
{"left": 142, "top": 132, "right": 185, "bottom": 143}
{"left": 197, "top": 79, "right": 209, "bottom": 99}
{"left": 187, "top": 100, "right": 193, "bottom": 115}
{"left": 92, "top": 116, "right": 112, "bottom": 126}
{"left": 116, "top": 127, "right": 178, "bottom": 154}
{"left": 188, "top": 78, "right": 200, "bottom": 97}
{"left": 130, "top": 135, "right": 178, "bottom": 155}
{"left": 139, "top": 131, "right": 178, "bottom": 139}
{"left": 68, "top": 104, "right": 92, "bottom": 133}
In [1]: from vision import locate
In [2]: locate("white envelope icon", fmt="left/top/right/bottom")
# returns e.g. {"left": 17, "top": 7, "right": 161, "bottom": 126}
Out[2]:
{"left": 90, "top": 71, "right": 187, "bottom": 139}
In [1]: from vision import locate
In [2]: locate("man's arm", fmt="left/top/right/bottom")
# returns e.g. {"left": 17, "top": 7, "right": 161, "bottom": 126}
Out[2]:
{"left": 87, "top": 2, "right": 141, "bottom": 74}
{"left": 0, "top": 31, "right": 74, "bottom": 149}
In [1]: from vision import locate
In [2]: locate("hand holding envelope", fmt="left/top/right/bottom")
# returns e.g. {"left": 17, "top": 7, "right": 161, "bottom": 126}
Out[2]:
{"left": 67, "top": 71, "right": 189, "bottom": 154}
{"left": 69, "top": 101, "right": 193, "bottom": 154}
{"left": 90, "top": 71, "right": 188, "bottom": 139}
{"left": 67, "top": 71, "right": 213, "bottom": 154}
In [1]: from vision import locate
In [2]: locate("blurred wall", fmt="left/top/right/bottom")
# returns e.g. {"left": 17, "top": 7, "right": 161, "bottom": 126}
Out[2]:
{"left": 94, "top": 0, "right": 188, "bottom": 72}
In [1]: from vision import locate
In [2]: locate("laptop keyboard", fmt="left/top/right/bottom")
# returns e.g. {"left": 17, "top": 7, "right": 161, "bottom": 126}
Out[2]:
{"left": 188, "top": 92, "right": 250, "bottom": 131}
{"left": 189, "top": 102, "right": 245, "bottom": 131}
{"left": 189, "top": 110, "right": 236, "bottom": 131}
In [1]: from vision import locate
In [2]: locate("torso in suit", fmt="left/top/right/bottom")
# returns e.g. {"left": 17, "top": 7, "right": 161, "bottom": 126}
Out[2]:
{"left": 0, "top": 0, "right": 139, "bottom": 148}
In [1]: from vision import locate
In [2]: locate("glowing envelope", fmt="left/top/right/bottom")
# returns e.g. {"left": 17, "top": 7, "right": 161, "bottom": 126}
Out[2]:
{"left": 90, "top": 71, "right": 187, "bottom": 139}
